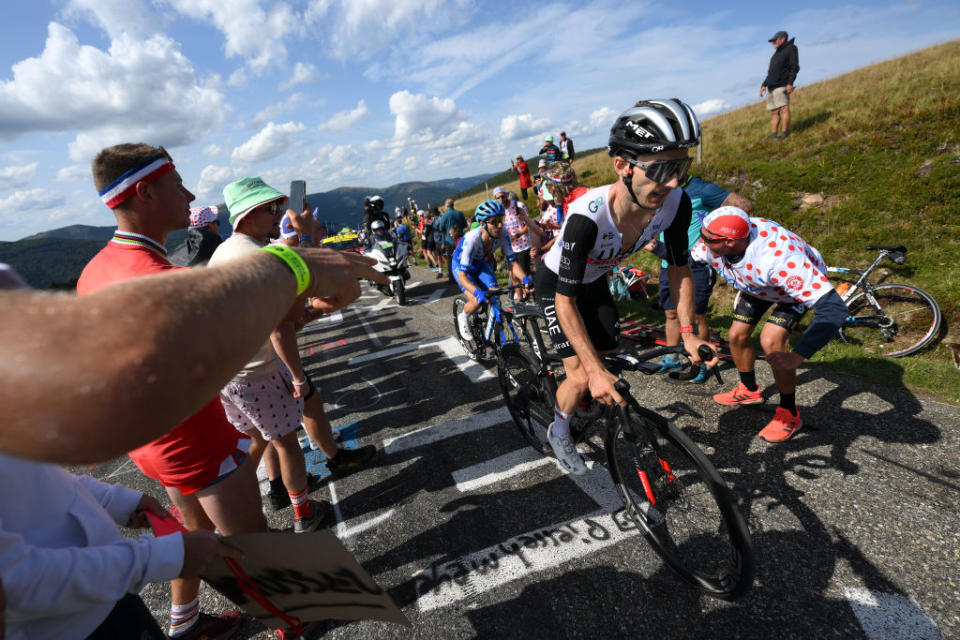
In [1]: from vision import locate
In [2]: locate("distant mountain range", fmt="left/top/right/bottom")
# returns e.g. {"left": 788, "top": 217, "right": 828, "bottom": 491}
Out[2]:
{"left": 2, "top": 172, "right": 495, "bottom": 289}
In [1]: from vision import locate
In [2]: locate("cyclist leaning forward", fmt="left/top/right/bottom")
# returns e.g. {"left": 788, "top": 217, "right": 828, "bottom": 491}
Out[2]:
{"left": 455, "top": 199, "right": 533, "bottom": 342}
{"left": 535, "top": 99, "right": 718, "bottom": 475}
{"left": 695, "top": 206, "right": 847, "bottom": 442}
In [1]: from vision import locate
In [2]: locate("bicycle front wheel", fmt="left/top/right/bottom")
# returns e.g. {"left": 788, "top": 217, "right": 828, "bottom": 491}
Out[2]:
{"left": 452, "top": 296, "right": 486, "bottom": 360}
{"left": 497, "top": 344, "right": 553, "bottom": 454}
{"left": 843, "top": 283, "right": 942, "bottom": 357}
{"left": 607, "top": 406, "right": 754, "bottom": 600}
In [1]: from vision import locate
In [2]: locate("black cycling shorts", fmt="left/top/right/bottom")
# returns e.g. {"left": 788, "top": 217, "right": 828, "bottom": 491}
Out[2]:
{"left": 535, "top": 267, "right": 619, "bottom": 359}
{"left": 732, "top": 291, "right": 807, "bottom": 331}
{"left": 423, "top": 235, "right": 436, "bottom": 251}
{"left": 513, "top": 248, "right": 531, "bottom": 273}
{"left": 658, "top": 262, "right": 716, "bottom": 314}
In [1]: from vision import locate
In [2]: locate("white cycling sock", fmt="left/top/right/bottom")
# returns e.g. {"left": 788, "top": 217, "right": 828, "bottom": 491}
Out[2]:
{"left": 550, "top": 406, "right": 572, "bottom": 438}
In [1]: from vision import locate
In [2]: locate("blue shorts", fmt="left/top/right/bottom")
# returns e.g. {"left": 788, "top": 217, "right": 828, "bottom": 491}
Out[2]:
{"left": 454, "top": 259, "right": 498, "bottom": 296}
{"left": 659, "top": 262, "right": 716, "bottom": 315}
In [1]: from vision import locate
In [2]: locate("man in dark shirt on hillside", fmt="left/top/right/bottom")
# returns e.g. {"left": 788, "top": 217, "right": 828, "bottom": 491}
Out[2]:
{"left": 760, "top": 30, "right": 799, "bottom": 140}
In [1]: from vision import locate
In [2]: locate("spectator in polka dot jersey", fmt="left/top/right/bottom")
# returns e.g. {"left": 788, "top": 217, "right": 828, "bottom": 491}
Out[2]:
{"left": 692, "top": 207, "right": 848, "bottom": 442}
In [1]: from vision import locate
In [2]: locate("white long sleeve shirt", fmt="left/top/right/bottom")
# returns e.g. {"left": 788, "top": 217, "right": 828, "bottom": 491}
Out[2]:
{"left": 0, "top": 454, "right": 184, "bottom": 640}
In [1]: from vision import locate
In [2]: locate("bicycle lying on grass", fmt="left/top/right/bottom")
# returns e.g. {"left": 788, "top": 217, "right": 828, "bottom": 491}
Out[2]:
{"left": 828, "top": 245, "right": 942, "bottom": 357}
{"left": 497, "top": 309, "right": 754, "bottom": 599}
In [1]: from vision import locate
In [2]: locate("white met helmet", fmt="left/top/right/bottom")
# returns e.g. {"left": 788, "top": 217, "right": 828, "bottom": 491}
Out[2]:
{"left": 371, "top": 220, "right": 385, "bottom": 231}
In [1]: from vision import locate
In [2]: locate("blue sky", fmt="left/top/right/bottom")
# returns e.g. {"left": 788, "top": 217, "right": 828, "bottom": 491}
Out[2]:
{"left": 0, "top": 0, "right": 956, "bottom": 240}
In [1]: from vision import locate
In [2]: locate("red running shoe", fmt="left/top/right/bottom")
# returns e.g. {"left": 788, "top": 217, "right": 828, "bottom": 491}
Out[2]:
{"left": 712, "top": 382, "right": 764, "bottom": 406}
{"left": 758, "top": 408, "right": 803, "bottom": 442}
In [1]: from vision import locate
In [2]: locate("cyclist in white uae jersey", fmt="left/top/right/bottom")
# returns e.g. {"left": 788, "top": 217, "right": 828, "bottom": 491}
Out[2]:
{"left": 454, "top": 199, "right": 532, "bottom": 341}
{"left": 534, "top": 99, "right": 717, "bottom": 474}
{"left": 694, "top": 207, "right": 847, "bottom": 442}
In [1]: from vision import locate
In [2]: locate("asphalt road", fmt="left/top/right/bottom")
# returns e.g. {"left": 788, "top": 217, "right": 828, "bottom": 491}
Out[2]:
{"left": 82, "top": 263, "right": 959, "bottom": 640}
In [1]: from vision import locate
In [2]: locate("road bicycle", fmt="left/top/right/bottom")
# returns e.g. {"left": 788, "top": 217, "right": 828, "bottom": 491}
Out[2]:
{"left": 452, "top": 286, "right": 538, "bottom": 361}
{"left": 828, "top": 245, "right": 942, "bottom": 357}
{"left": 496, "top": 310, "right": 754, "bottom": 599}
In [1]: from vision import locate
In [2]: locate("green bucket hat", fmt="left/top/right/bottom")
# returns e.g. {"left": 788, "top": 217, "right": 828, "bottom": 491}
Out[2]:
{"left": 223, "top": 176, "right": 288, "bottom": 229}
{"left": 545, "top": 135, "right": 554, "bottom": 143}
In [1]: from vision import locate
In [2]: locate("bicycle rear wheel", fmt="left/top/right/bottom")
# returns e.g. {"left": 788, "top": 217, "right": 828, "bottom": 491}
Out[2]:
{"left": 607, "top": 406, "right": 753, "bottom": 600}
{"left": 497, "top": 344, "right": 553, "bottom": 454}
{"left": 842, "top": 283, "right": 942, "bottom": 357}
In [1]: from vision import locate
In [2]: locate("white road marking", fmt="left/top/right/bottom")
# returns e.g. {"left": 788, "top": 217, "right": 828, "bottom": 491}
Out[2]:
{"left": 105, "top": 456, "right": 136, "bottom": 479}
{"left": 305, "top": 310, "right": 343, "bottom": 327}
{"left": 348, "top": 336, "right": 494, "bottom": 382}
{"left": 353, "top": 307, "right": 382, "bottom": 347}
{"left": 414, "top": 509, "right": 641, "bottom": 612}
{"left": 341, "top": 509, "right": 397, "bottom": 539}
{"left": 452, "top": 448, "right": 553, "bottom": 492}
{"left": 844, "top": 587, "right": 943, "bottom": 640}
{"left": 407, "top": 280, "right": 422, "bottom": 289}
{"left": 366, "top": 298, "right": 394, "bottom": 315}
{"left": 328, "top": 480, "right": 346, "bottom": 537}
{"left": 331, "top": 376, "right": 382, "bottom": 412}
{"left": 383, "top": 407, "right": 511, "bottom": 454}
{"left": 409, "top": 288, "right": 445, "bottom": 305}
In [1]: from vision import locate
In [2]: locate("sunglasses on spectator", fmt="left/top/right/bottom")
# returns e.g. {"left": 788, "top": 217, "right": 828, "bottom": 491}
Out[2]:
{"left": 625, "top": 156, "right": 694, "bottom": 184}
{"left": 699, "top": 231, "right": 727, "bottom": 245}
{"left": 258, "top": 200, "right": 286, "bottom": 215}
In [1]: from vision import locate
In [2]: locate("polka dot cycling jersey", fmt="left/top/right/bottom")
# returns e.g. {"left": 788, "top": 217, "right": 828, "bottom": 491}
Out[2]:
{"left": 691, "top": 217, "right": 831, "bottom": 308}
{"left": 503, "top": 203, "right": 530, "bottom": 252}
{"left": 453, "top": 226, "right": 516, "bottom": 270}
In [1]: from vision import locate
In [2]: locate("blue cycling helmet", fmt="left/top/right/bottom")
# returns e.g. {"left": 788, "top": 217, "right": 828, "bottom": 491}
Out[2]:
{"left": 474, "top": 199, "right": 505, "bottom": 222}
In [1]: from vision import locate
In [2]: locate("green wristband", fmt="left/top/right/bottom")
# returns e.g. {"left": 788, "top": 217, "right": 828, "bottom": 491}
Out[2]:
{"left": 259, "top": 244, "right": 310, "bottom": 296}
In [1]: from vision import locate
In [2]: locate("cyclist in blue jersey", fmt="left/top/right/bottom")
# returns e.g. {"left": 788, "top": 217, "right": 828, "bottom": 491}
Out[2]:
{"left": 454, "top": 199, "right": 532, "bottom": 341}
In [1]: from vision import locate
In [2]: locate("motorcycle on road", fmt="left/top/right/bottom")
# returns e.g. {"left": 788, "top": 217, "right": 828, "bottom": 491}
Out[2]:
{"left": 364, "top": 230, "right": 411, "bottom": 305}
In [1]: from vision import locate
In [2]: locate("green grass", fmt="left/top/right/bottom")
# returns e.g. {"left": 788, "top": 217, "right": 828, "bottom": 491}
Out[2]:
{"left": 457, "top": 40, "right": 960, "bottom": 403}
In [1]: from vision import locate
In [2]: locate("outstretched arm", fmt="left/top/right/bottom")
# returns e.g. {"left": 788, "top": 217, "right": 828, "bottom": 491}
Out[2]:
{"left": 0, "top": 249, "right": 384, "bottom": 463}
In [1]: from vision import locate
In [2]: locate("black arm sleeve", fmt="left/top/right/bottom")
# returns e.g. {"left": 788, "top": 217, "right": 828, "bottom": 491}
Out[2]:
{"left": 662, "top": 191, "right": 692, "bottom": 266}
{"left": 794, "top": 289, "right": 846, "bottom": 358}
{"left": 555, "top": 214, "right": 598, "bottom": 297}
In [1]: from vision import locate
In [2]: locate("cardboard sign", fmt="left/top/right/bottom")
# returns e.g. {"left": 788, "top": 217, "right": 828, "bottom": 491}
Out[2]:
{"left": 200, "top": 530, "right": 409, "bottom": 630}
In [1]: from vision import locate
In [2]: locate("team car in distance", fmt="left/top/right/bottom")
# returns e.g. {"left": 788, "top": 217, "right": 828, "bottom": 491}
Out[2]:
{"left": 321, "top": 232, "right": 363, "bottom": 254}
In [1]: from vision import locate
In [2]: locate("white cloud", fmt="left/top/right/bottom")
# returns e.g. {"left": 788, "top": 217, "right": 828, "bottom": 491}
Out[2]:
{"left": 589, "top": 107, "right": 618, "bottom": 131}
{"left": 316, "top": 100, "right": 370, "bottom": 132}
{"left": 0, "top": 23, "right": 227, "bottom": 162}
{"left": 500, "top": 114, "right": 551, "bottom": 141}
{"left": 231, "top": 121, "right": 305, "bottom": 164}
{"left": 0, "top": 189, "right": 66, "bottom": 219}
{"left": 389, "top": 91, "right": 466, "bottom": 141}
{"left": 253, "top": 93, "right": 304, "bottom": 126}
{"left": 195, "top": 165, "right": 243, "bottom": 200}
{"left": 204, "top": 144, "right": 224, "bottom": 157}
{"left": 693, "top": 99, "right": 731, "bottom": 118}
{"left": 55, "top": 164, "right": 89, "bottom": 183}
{"left": 63, "top": 0, "right": 158, "bottom": 40}
{"left": 0, "top": 163, "right": 37, "bottom": 190}
{"left": 306, "top": 0, "right": 470, "bottom": 59}
{"left": 227, "top": 68, "right": 248, "bottom": 87}
{"left": 280, "top": 62, "right": 319, "bottom": 90}
{"left": 168, "top": 0, "right": 304, "bottom": 72}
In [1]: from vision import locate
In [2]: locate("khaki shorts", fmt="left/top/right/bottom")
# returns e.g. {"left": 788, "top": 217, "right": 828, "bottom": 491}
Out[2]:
{"left": 766, "top": 86, "right": 790, "bottom": 110}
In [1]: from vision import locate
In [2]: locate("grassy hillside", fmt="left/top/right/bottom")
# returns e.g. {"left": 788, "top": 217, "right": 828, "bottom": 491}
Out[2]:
{"left": 457, "top": 40, "right": 960, "bottom": 401}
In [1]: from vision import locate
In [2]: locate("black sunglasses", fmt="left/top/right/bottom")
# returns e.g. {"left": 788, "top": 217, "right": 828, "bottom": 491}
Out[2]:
{"left": 626, "top": 156, "right": 694, "bottom": 184}
{"left": 699, "top": 231, "right": 726, "bottom": 244}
